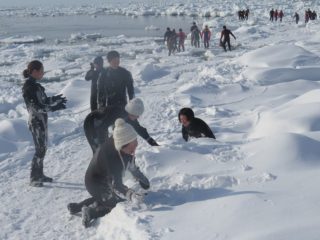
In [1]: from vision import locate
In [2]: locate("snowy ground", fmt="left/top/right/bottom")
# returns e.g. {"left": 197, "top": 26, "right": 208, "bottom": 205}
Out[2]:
{"left": 1, "top": 1, "right": 320, "bottom": 239}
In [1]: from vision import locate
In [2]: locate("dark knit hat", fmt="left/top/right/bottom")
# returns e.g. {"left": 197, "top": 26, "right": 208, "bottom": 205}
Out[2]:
{"left": 93, "top": 56, "right": 103, "bottom": 66}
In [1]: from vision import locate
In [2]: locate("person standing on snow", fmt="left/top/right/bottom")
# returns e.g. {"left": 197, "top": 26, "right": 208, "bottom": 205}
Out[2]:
{"left": 67, "top": 119, "right": 150, "bottom": 228}
{"left": 164, "top": 27, "right": 172, "bottom": 50}
{"left": 201, "top": 25, "right": 211, "bottom": 49}
{"left": 279, "top": 10, "right": 284, "bottom": 22}
{"left": 84, "top": 98, "right": 159, "bottom": 153}
{"left": 270, "top": 9, "right": 274, "bottom": 22}
{"left": 192, "top": 27, "right": 201, "bottom": 48}
{"left": 190, "top": 22, "right": 198, "bottom": 46}
{"left": 177, "top": 28, "right": 186, "bottom": 52}
{"left": 294, "top": 12, "right": 300, "bottom": 24}
{"left": 178, "top": 108, "right": 215, "bottom": 141}
{"left": 97, "top": 50, "right": 134, "bottom": 111}
{"left": 85, "top": 56, "right": 104, "bottom": 111}
{"left": 220, "top": 25, "right": 236, "bottom": 52}
{"left": 22, "top": 60, "right": 67, "bottom": 187}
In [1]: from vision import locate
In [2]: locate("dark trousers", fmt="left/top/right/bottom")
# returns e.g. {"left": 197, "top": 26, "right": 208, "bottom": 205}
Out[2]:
{"left": 204, "top": 39, "right": 209, "bottom": 48}
{"left": 90, "top": 94, "right": 97, "bottom": 112}
{"left": 222, "top": 39, "right": 231, "bottom": 51}
{"left": 29, "top": 116, "right": 48, "bottom": 179}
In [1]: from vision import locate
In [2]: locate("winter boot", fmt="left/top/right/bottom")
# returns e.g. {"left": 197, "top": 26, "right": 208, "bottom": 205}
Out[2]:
{"left": 40, "top": 174, "right": 53, "bottom": 183}
{"left": 67, "top": 203, "right": 81, "bottom": 215}
{"left": 30, "top": 178, "right": 43, "bottom": 187}
{"left": 82, "top": 206, "right": 94, "bottom": 228}
{"left": 30, "top": 167, "right": 43, "bottom": 187}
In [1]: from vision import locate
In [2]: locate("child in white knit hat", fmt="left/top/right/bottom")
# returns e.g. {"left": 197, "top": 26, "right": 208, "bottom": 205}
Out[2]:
{"left": 68, "top": 118, "right": 149, "bottom": 228}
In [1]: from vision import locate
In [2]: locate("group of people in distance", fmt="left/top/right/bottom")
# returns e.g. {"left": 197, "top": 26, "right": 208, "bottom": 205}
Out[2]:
{"left": 237, "top": 9, "right": 250, "bottom": 21}
{"left": 22, "top": 50, "right": 216, "bottom": 227}
{"left": 269, "top": 9, "right": 284, "bottom": 22}
{"left": 304, "top": 9, "right": 317, "bottom": 23}
{"left": 164, "top": 22, "right": 237, "bottom": 54}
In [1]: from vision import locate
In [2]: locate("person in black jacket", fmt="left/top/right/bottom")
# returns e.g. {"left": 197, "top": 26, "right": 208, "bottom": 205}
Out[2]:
{"left": 97, "top": 50, "right": 134, "bottom": 110}
{"left": 22, "top": 60, "right": 67, "bottom": 187}
{"left": 178, "top": 108, "right": 215, "bottom": 141}
{"left": 84, "top": 98, "right": 159, "bottom": 153}
{"left": 220, "top": 25, "right": 236, "bottom": 52}
{"left": 85, "top": 56, "right": 104, "bottom": 111}
{"left": 67, "top": 119, "right": 149, "bottom": 228}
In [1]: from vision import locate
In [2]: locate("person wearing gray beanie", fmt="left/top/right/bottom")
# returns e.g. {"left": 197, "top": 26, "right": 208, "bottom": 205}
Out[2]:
{"left": 85, "top": 56, "right": 105, "bottom": 111}
{"left": 83, "top": 98, "right": 159, "bottom": 154}
{"left": 124, "top": 98, "right": 159, "bottom": 146}
{"left": 67, "top": 118, "right": 149, "bottom": 228}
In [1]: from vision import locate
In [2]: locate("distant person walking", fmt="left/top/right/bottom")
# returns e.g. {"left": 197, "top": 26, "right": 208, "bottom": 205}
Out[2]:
{"left": 192, "top": 27, "right": 201, "bottom": 48}
{"left": 270, "top": 8, "right": 274, "bottom": 21}
{"left": 177, "top": 28, "right": 186, "bottom": 52}
{"left": 279, "top": 10, "right": 284, "bottom": 22}
{"left": 220, "top": 25, "right": 236, "bottom": 52}
{"left": 22, "top": 60, "right": 67, "bottom": 187}
{"left": 201, "top": 25, "right": 211, "bottom": 49}
{"left": 294, "top": 12, "right": 299, "bottom": 24}
{"left": 85, "top": 56, "right": 104, "bottom": 111}
{"left": 190, "top": 22, "right": 198, "bottom": 46}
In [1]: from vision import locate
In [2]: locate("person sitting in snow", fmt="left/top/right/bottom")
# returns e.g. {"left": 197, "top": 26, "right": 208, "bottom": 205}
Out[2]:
{"left": 178, "top": 108, "right": 215, "bottom": 142}
{"left": 85, "top": 56, "right": 104, "bottom": 112}
{"left": 67, "top": 119, "right": 150, "bottom": 228}
{"left": 84, "top": 98, "right": 159, "bottom": 153}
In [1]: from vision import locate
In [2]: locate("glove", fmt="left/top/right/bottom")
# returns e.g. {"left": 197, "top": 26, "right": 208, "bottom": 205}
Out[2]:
{"left": 52, "top": 94, "right": 67, "bottom": 104}
{"left": 51, "top": 101, "right": 66, "bottom": 112}
{"left": 139, "top": 180, "right": 150, "bottom": 190}
{"left": 147, "top": 138, "right": 159, "bottom": 146}
{"left": 126, "top": 189, "right": 144, "bottom": 204}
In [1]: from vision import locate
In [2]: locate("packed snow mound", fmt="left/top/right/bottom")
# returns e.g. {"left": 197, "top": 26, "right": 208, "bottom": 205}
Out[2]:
{"left": 94, "top": 204, "right": 151, "bottom": 240}
{"left": 242, "top": 67, "right": 320, "bottom": 85}
{"left": 237, "top": 44, "right": 320, "bottom": 68}
{"left": 247, "top": 133, "right": 320, "bottom": 171}
{"left": 250, "top": 95, "right": 320, "bottom": 138}
{"left": 0, "top": 119, "right": 30, "bottom": 142}
{"left": 138, "top": 62, "right": 170, "bottom": 82}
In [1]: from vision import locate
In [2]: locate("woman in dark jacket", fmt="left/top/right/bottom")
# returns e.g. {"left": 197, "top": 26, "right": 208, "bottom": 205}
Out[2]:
{"left": 22, "top": 60, "right": 67, "bottom": 187}
{"left": 67, "top": 119, "right": 149, "bottom": 228}
{"left": 178, "top": 107, "right": 215, "bottom": 141}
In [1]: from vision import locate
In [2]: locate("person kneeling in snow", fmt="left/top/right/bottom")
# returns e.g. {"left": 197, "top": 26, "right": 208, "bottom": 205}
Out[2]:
{"left": 84, "top": 98, "right": 159, "bottom": 153}
{"left": 68, "top": 119, "right": 150, "bottom": 228}
{"left": 178, "top": 108, "right": 216, "bottom": 141}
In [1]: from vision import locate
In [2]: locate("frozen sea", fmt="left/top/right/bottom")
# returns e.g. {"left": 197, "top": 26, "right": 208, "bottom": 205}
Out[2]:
{"left": 1, "top": 0, "right": 320, "bottom": 240}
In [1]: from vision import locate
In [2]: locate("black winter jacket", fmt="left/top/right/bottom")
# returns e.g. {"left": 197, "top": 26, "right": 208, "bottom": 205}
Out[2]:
{"left": 85, "top": 137, "right": 131, "bottom": 198}
{"left": 22, "top": 77, "right": 55, "bottom": 124}
{"left": 182, "top": 117, "right": 215, "bottom": 141}
{"left": 97, "top": 67, "right": 134, "bottom": 109}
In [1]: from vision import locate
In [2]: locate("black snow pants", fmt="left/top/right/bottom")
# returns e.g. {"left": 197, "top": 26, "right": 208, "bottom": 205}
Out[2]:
{"left": 29, "top": 116, "right": 48, "bottom": 180}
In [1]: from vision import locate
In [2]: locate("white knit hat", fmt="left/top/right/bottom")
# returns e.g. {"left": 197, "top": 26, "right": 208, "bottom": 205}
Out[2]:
{"left": 125, "top": 98, "right": 144, "bottom": 116}
{"left": 113, "top": 118, "right": 138, "bottom": 151}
